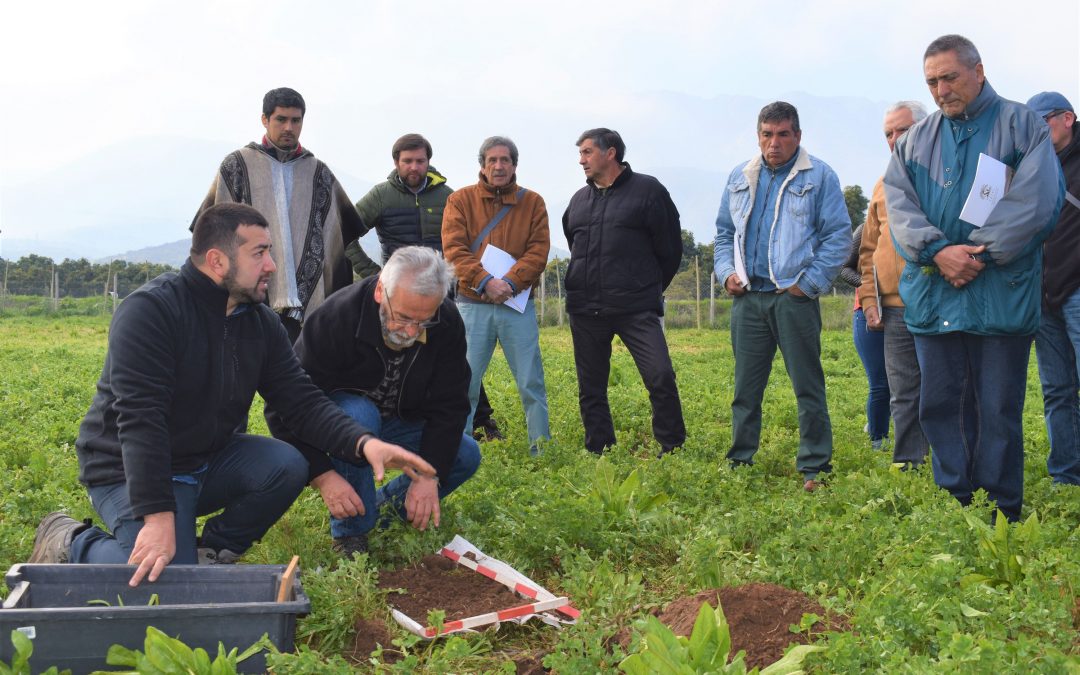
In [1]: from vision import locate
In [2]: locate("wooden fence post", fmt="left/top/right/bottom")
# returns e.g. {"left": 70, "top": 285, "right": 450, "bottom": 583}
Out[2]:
{"left": 540, "top": 264, "right": 546, "bottom": 327}
{"left": 695, "top": 257, "right": 701, "bottom": 329}
{"left": 709, "top": 271, "right": 716, "bottom": 327}
{"left": 555, "top": 260, "right": 563, "bottom": 327}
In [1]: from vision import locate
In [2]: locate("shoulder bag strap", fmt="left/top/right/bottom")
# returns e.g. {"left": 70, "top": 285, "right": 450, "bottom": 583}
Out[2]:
{"left": 470, "top": 188, "right": 528, "bottom": 253}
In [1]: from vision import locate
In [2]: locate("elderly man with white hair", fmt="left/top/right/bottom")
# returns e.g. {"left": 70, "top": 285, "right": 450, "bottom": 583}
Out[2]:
{"left": 858, "top": 100, "right": 932, "bottom": 468}
{"left": 266, "top": 246, "right": 481, "bottom": 556}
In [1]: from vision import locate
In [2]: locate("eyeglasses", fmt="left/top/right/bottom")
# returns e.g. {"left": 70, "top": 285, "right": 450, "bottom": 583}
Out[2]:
{"left": 1044, "top": 110, "right": 1068, "bottom": 122}
{"left": 383, "top": 293, "right": 440, "bottom": 329}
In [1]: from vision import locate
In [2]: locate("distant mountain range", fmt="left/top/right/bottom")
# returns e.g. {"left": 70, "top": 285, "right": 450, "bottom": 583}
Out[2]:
{"left": 1, "top": 90, "right": 895, "bottom": 262}
{"left": 94, "top": 236, "right": 570, "bottom": 268}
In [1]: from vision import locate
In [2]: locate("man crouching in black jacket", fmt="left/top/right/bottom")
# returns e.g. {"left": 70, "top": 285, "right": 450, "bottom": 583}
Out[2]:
{"left": 29, "top": 203, "right": 436, "bottom": 586}
{"left": 266, "top": 246, "right": 481, "bottom": 557}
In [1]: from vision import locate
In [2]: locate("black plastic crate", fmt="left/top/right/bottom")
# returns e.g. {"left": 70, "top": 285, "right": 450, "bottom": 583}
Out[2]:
{"left": 1, "top": 563, "right": 309, "bottom": 674}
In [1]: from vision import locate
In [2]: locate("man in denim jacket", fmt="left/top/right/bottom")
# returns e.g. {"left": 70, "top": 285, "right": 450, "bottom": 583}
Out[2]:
{"left": 714, "top": 101, "right": 850, "bottom": 491}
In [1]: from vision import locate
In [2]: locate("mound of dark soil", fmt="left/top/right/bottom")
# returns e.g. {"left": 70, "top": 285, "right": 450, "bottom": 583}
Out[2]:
{"left": 645, "top": 583, "right": 847, "bottom": 670}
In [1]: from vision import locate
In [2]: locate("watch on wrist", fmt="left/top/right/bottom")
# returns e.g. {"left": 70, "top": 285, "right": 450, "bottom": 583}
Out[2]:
{"left": 356, "top": 433, "right": 375, "bottom": 459}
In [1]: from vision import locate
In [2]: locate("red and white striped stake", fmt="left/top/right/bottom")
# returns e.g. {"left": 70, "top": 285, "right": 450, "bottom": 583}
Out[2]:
{"left": 439, "top": 546, "right": 581, "bottom": 620}
{"left": 422, "top": 596, "right": 570, "bottom": 637}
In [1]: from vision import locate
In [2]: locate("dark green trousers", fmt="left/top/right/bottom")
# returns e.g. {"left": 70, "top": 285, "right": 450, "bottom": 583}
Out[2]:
{"left": 727, "top": 292, "right": 833, "bottom": 479}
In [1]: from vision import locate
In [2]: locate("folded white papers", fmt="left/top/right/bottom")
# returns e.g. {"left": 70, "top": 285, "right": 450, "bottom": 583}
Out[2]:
{"left": 732, "top": 232, "right": 750, "bottom": 288}
{"left": 960, "top": 153, "right": 1010, "bottom": 228}
{"left": 479, "top": 244, "right": 530, "bottom": 313}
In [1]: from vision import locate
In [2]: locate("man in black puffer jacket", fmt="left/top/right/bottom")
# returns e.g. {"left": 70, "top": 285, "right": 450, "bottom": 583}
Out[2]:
{"left": 562, "top": 128, "right": 686, "bottom": 456}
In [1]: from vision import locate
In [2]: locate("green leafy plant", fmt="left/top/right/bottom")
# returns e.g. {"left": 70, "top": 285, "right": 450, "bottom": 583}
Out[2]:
{"left": 620, "top": 602, "right": 822, "bottom": 674}
{"left": 295, "top": 555, "right": 381, "bottom": 652}
{"left": 960, "top": 510, "right": 1041, "bottom": 590}
{"left": 570, "top": 457, "right": 669, "bottom": 523}
{"left": 89, "top": 626, "right": 270, "bottom": 675}
{"left": 0, "top": 630, "right": 71, "bottom": 675}
{"left": 558, "top": 551, "right": 645, "bottom": 627}
{"left": 6, "top": 314, "right": 1080, "bottom": 672}
{"left": 788, "top": 612, "right": 823, "bottom": 637}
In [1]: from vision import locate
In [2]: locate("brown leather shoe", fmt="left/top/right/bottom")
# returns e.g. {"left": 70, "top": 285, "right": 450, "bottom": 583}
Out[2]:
{"left": 803, "top": 479, "right": 822, "bottom": 493}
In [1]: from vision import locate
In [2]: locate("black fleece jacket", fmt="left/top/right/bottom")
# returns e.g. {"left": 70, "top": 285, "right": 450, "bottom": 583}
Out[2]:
{"left": 75, "top": 262, "right": 370, "bottom": 518}
{"left": 265, "top": 275, "right": 471, "bottom": 481}
{"left": 562, "top": 164, "right": 682, "bottom": 316}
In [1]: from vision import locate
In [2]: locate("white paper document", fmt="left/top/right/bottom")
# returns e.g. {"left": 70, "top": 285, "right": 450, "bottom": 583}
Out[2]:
{"left": 732, "top": 232, "right": 750, "bottom": 288}
{"left": 480, "top": 244, "right": 530, "bottom": 313}
{"left": 960, "top": 153, "right": 1010, "bottom": 228}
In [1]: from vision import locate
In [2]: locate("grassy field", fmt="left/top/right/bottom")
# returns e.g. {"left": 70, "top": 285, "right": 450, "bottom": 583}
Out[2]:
{"left": 1, "top": 300, "right": 1078, "bottom": 672}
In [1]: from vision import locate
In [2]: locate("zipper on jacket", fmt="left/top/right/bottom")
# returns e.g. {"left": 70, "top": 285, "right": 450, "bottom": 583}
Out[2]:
{"left": 415, "top": 193, "right": 423, "bottom": 243}
{"left": 223, "top": 315, "right": 239, "bottom": 403}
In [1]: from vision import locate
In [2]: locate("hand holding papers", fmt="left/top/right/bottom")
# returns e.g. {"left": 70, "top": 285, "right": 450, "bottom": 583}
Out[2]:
{"left": 960, "top": 153, "right": 1013, "bottom": 227}
{"left": 480, "top": 244, "right": 530, "bottom": 313}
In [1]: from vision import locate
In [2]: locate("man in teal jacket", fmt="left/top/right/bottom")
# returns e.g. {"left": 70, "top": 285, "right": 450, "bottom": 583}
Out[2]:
{"left": 884, "top": 35, "right": 1063, "bottom": 521}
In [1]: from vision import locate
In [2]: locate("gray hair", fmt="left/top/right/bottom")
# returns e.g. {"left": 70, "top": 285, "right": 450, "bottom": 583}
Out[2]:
{"left": 477, "top": 136, "right": 519, "bottom": 166}
{"left": 886, "top": 100, "right": 929, "bottom": 123}
{"left": 381, "top": 246, "right": 456, "bottom": 299}
{"left": 924, "top": 34, "right": 981, "bottom": 69}
{"left": 576, "top": 128, "right": 626, "bottom": 163}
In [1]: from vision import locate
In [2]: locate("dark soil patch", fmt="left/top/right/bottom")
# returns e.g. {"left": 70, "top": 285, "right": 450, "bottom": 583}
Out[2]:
{"left": 634, "top": 583, "right": 847, "bottom": 670}
{"left": 346, "top": 616, "right": 400, "bottom": 664}
{"left": 377, "top": 554, "right": 525, "bottom": 623}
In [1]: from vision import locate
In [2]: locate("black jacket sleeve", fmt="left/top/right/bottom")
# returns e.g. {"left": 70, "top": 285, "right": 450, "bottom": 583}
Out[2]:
{"left": 650, "top": 183, "right": 683, "bottom": 289}
{"left": 108, "top": 294, "right": 183, "bottom": 518}
{"left": 257, "top": 313, "right": 372, "bottom": 470}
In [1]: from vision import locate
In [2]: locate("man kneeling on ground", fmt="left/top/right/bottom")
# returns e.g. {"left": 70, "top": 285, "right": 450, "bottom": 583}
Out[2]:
{"left": 29, "top": 203, "right": 435, "bottom": 586}
{"left": 267, "top": 246, "right": 481, "bottom": 556}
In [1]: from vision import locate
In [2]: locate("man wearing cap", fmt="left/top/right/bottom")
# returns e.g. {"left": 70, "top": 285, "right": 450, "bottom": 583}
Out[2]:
{"left": 1027, "top": 91, "right": 1080, "bottom": 486}
{"left": 885, "top": 35, "right": 1063, "bottom": 520}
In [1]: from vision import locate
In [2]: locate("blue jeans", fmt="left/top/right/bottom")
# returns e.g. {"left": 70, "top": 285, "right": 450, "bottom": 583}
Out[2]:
{"left": 457, "top": 298, "right": 550, "bottom": 445}
{"left": 1034, "top": 289, "right": 1080, "bottom": 485}
{"left": 853, "top": 308, "right": 890, "bottom": 442}
{"left": 914, "top": 332, "right": 1032, "bottom": 521}
{"left": 326, "top": 392, "right": 481, "bottom": 538}
{"left": 70, "top": 435, "right": 308, "bottom": 563}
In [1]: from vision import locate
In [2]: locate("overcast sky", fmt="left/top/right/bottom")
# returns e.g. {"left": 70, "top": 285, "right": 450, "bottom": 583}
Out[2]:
{"left": 1, "top": 0, "right": 1077, "bottom": 243}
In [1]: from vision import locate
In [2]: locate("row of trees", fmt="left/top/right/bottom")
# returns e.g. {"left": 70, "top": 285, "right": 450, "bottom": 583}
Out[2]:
{"left": 0, "top": 255, "right": 177, "bottom": 298}
{"left": 3, "top": 186, "right": 869, "bottom": 302}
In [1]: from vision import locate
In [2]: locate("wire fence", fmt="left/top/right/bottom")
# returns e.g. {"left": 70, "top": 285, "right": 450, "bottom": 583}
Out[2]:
{"left": 1, "top": 256, "right": 856, "bottom": 328}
